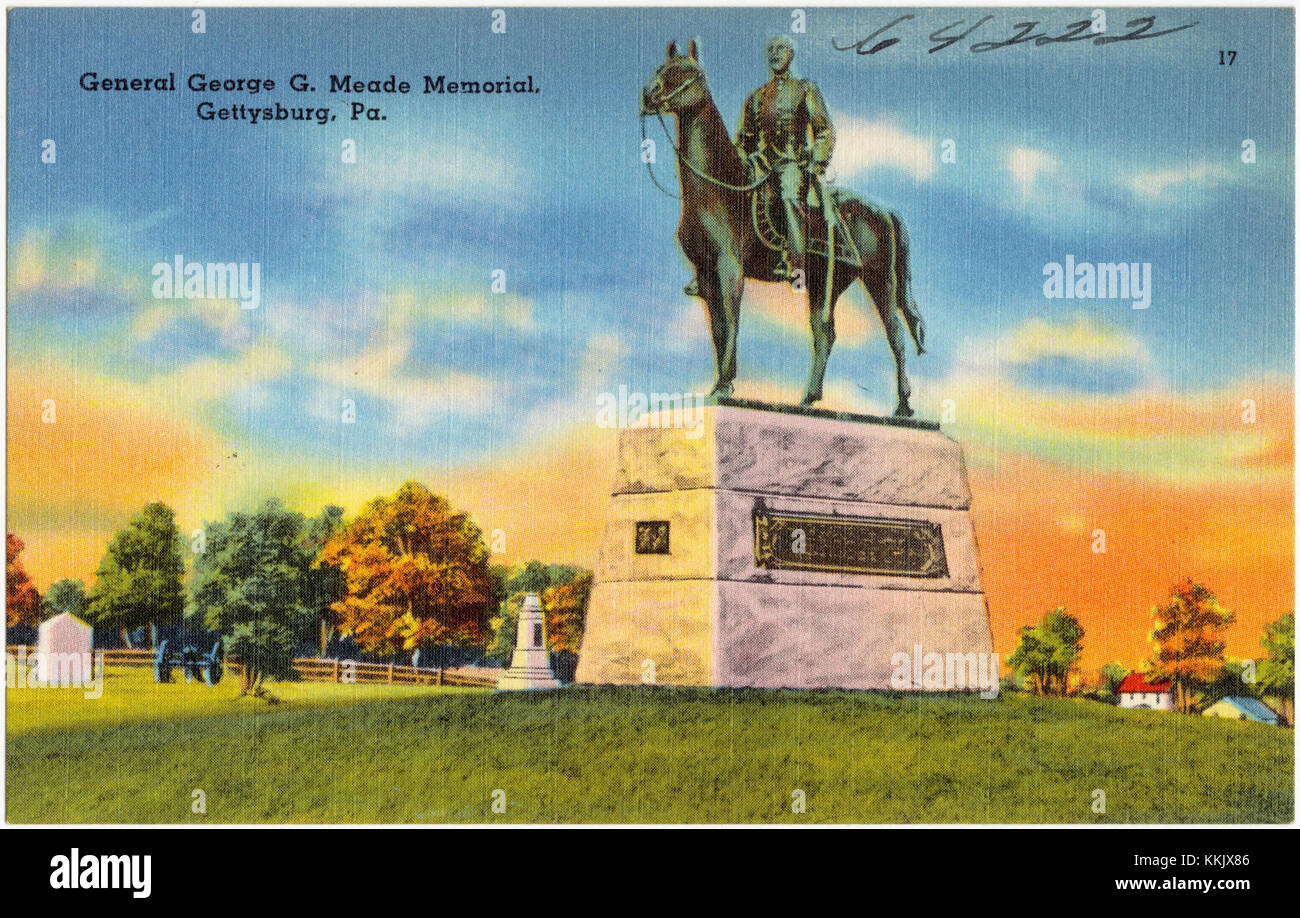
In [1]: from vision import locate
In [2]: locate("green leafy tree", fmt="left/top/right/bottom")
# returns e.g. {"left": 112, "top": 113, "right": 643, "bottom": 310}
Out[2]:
{"left": 485, "top": 565, "right": 514, "bottom": 661}
{"left": 85, "top": 503, "right": 186, "bottom": 644}
{"left": 1092, "top": 660, "right": 1128, "bottom": 702}
{"left": 543, "top": 564, "right": 584, "bottom": 588}
{"left": 1148, "top": 579, "right": 1234, "bottom": 714}
{"left": 191, "top": 499, "right": 319, "bottom": 695}
{"left": 489, "top": 593, "right": 525, "bottom": 662}
{"left": 509, "top": 560, "right": 552, "bottom": 595}
{"left": 1202, "top": 659, "right": 1263, "bottom": 704}
{"left": 1007, "top": 607, "right": 1084, "bottom": 696}
{"left": 1257, "top": 613, "right": 1294, "bottom": 726}
{"left": 305, "top": 505, "right": 346, "bottom": 653}
{"left": 43, "top": 578, "right": 88, "bottom": 620}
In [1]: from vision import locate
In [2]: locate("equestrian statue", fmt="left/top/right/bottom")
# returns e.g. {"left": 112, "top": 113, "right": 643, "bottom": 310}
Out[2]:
{"left": 641, "top": 37, "right": 926, "bottom": 415}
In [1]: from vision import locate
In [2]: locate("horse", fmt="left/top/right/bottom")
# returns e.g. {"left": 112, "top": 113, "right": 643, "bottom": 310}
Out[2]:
{"left": 640, "top": 40, "right": 926, "bottom": 415}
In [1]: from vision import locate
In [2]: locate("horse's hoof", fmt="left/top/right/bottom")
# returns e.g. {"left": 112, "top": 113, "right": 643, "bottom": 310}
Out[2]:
{"left": 709, "top": 383, "right": 733, "bottom": 399}
{"left": 800, "top": 392, "right": 821, "bottom": 407}
{"left": 894, "top": 404, "right": 914, "bottom": 418}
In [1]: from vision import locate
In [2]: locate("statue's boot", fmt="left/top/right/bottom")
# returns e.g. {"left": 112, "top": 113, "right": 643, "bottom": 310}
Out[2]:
{"left": 683, "top": 276, "right": 700, "bottom": 297}
{"left": 784, "top": 200, "right": 807, "bottom": 287}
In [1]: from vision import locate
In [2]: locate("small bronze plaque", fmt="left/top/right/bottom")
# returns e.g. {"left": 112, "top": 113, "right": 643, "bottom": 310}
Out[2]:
{"left": 754, "top": 509, "right": 947, "bottom": 578}
{"left": 635, "top": 520, "right": 670, "bottom": 554}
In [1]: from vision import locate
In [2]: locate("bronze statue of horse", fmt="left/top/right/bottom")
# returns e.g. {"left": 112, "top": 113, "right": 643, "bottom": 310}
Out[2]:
{"left": 640, "top": 40, "right": 926, "bottom": 415}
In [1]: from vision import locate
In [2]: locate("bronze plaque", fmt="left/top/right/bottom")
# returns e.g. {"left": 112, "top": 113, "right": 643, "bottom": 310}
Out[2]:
{"left": 634, "top": 520, "right": 670, "bottom": 554}
{"left": 753, "top": 509, "right": 947, "bottom": 578}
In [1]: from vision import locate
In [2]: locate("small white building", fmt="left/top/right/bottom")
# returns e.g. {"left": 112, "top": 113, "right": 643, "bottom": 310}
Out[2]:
{"left": 497, "top": 594, "right": 560, "bottom": 690}
{"left": 1203, "top": 696, "right": 1279, "bottom": 725}
{"left": 1116, "top": 672, "right": 1174, "bottom": 711}
{"left": 34, "top": 612, "right": 93, "bottom": 686}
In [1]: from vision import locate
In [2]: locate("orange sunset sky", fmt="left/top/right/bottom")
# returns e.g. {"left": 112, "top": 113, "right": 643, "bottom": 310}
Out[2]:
{"left": 7, "top": 305, "right": 1293, "bottom": 676}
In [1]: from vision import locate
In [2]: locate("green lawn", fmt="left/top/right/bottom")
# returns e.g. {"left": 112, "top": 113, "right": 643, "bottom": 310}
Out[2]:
{"left": 6, "top": 668, "right": 1293, "bottom": 823}
{"left": 6, "top": 665, "right": 480, "bottom": 735}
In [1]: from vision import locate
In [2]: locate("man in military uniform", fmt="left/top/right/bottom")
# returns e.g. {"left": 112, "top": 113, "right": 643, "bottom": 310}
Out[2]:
{"left": 684, "top": 36, "right": 834, "bottom": 296}
{"left": 738, "top": 35, "right": 834, "bottom": 283}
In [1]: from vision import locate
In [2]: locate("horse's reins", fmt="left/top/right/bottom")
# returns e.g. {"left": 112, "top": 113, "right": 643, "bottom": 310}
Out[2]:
{"left": 640, "top": 74, "right": 770, "bottom": 196}
{"left": 639, "top": 115, "right": 681, "bottom": 199}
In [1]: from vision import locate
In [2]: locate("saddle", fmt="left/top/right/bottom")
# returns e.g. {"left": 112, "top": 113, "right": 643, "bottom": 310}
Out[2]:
{"left": 751, "top": 182, "right": 862, "bottom": 269}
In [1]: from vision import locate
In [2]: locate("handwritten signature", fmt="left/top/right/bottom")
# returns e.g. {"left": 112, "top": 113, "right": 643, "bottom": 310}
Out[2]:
{"left": 832, "top": 14, "right": 1199, "bottom": 55}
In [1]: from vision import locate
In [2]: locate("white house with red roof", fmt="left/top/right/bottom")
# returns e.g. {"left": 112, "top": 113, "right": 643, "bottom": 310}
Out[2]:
{"left": 1116, "top": 672, "right": 1174, "bottom": 711}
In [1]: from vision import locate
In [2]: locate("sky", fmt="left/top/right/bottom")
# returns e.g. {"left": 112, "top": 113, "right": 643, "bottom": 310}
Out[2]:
{"left": 6, "top": 6, "right": 1295, "bottom": 672}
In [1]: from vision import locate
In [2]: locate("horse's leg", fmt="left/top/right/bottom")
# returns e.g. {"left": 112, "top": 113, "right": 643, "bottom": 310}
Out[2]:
{"left": 698, "top": 265, "right": 730, "bottom": 396}
{"left": 863, "top": 262, "right": 912, "bottom": 417}
{"left": 846, "top": 204, "right": 913, "bottom": 417}
{"left": 713, "top": 250, "right": 744, "bottom": 396}
{"left": 801, "top": 256, "right": 834, "bottom": 406}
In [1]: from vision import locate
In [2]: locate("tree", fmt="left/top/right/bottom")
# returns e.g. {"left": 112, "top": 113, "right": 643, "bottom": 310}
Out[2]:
{"left": 1257, "top": 613, "right": 1294, "bottom": 726}
{"left": 489, "top": 592, "right": 524, "bottom": 663}
{"left": 1093, "top": 661, "right": 1128, "bottom": 702}
{"left": 1148, "top": 579, "right": 1234, "bottom": 714}
{"left": 510, "top": 560, "right": 552, "bottom": 595}
{"left": 43, "top": 578, "right": 88, "bottom": 620}
{"left": 6, "top": 533, "right": 41, "bottom": 627}
{"left": 485, "top": 564, "right": 515, "bottom": 661}
{"left": 542, "top": 571, "right": 592, "bottom": 655}
{"left": 191, "top": 499, "right": 319, "bottom": 694}
{"left": 85, "top": 503, "right": 185, "bottom": 644}
{"left": 1007, "top": 607, "right": 1084, "bottom": 696}
{"left": 320, "top": 481, "right": 495, "bottom": 654}
{"left": 304, "top": 505, "right": 346, "bottom": 653}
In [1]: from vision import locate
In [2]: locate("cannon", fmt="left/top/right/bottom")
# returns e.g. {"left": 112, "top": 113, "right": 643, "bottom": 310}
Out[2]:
{"left": 154, "top": 637, "right": 225, "bottom": 686}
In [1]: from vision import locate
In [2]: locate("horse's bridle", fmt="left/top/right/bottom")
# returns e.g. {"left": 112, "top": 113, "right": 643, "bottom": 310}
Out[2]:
{"left": 640, "top": 70, "right": 770, "bottom": 197}
{"left": 642, "top": 72, "right": 700, "bottom": 113}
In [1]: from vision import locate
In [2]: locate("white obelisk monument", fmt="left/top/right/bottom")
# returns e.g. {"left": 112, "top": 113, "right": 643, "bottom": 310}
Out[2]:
{"left": 497, "top": 593, "right": 560, "bottom": 689}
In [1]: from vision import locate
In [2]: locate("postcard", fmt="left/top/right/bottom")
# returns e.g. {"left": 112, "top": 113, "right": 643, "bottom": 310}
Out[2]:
{"left": 5, "top": 6, "right": 1294, "bottom": 833}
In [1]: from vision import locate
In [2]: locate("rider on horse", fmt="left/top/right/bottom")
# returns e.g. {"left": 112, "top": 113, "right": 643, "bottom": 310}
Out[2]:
{"left": 685, "top": 35, "right": 834, "bottom": 296}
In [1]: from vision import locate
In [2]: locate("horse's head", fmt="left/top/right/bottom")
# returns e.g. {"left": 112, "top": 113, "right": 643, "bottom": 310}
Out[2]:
{"left": 640, "top": 39, "right": 707, "bottom": 117}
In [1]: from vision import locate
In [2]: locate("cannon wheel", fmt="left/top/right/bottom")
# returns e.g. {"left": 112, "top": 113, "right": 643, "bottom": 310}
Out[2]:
{"left": 154, "top": 639, "right": 172, "bottom": 683}
{"left": 182, "top": 645, "right": 200, "bottom": 683}
{"left": 204, "top": 640, "right": 224, "bottom": 687}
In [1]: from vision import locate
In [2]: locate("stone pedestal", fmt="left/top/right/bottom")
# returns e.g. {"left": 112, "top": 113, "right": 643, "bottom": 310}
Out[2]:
{"left": 498, "top": 594, "right": 560, "bottom": 689}
{"left": 574, "top": 401, "right": 994, "bottom": 690}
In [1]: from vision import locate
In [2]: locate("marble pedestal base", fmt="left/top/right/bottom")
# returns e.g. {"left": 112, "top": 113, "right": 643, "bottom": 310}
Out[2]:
{"left": 574, "top": 402, "right": 994, "bottom": 690}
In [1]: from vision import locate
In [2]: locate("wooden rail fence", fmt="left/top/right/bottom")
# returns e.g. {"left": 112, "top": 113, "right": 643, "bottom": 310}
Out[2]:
{"left": 6, "top": 645, "right": 498, "bottom": 688}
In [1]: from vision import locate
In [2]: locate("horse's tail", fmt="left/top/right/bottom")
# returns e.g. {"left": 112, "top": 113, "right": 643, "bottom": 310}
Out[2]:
{"left": 888, "top": 210, "right": 925, "bottom": 355}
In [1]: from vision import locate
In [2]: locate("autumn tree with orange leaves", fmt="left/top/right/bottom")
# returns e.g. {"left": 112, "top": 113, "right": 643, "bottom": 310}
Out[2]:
{"left": 6, "top": 533, "right": 42, "bottom": 627}
{"left": 319, "top": 482, "right": 495, "bottom": 654}
{"left": 542, "top": 571, "right": 593, "bottom": 654}
{"left": 1148, "top": 579, "right": 1234, "bottom": 714}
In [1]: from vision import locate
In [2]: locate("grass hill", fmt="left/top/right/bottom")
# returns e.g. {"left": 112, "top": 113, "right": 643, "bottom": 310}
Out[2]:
{"left": 7, "top": 667, "right": 1292, "bottom": 823}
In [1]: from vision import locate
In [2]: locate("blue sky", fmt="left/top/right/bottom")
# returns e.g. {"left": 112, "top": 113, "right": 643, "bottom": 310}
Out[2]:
{"left": 8, "top": 6, "right": 1294, "bottom": 478}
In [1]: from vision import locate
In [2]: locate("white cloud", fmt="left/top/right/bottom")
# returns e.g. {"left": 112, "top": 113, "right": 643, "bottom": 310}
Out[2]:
{"left": 1129, "top": 163, "right": 1232, "bottom": 200}
{"left": 948, "top": 314, "right": 1162, "bottom": 391}
{"left": 321, "top": 144, "right": 532, "bottom": 208}
{"left": 309, "top": 325, "right": 500, "bottom": 433}
{"left": 1006, "top": 146, "right": 1059, "bottom": 199}
{"left": 388, "top": 288, "right": 536, "bottom": 334}
{"left": 830, "top": 114, "right": 935, "bottom": 183}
